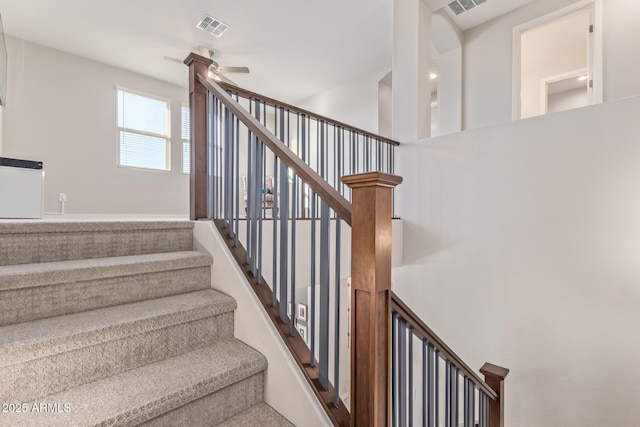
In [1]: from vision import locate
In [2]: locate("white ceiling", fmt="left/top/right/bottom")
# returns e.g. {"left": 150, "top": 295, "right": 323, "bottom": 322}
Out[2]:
{"left": 0, "top": 0, "right": 540, "bottom": 104}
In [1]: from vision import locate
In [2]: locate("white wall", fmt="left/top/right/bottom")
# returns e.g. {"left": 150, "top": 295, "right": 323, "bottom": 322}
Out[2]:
{"left": 297, "top": 66, "right": 390, "bottom": 135}
{"left": 463, "top": 0, "right": 640, "bottom": 130}
{"left": 394, "top": 95, "right": 640, "bottom": 426}
{"left": 548, "top": 86, "right": 588, "bottom": 113}
{"left": 2, "top": 37, "right": 189, "bottom": 215}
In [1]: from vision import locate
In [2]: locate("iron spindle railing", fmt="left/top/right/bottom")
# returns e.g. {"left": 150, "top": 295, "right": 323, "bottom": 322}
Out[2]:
{"left": 186, "top": 53, "right": 508, "bottom": 426}
{"left": 391, "top": 294, "right": 507, "bottom": 427}
{"left": 221, "top": 84, "right": 397, "bottom": 218}
{"left": 204, "top": 83, "right": 350, "bottom": 416}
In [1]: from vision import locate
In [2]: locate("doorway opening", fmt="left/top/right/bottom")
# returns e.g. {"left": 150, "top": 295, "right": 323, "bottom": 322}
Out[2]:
{"left": 512, "top": 0, "right": 602, "bottom": 119}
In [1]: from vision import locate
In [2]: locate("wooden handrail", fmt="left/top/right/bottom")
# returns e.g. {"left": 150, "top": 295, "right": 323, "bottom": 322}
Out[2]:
{"left": 218, "top": 81, "right": 400, "bottom": 147}
{"left": 198, "top": 73, "right": 353, "bottom": 225}
{"left": 391, "top": 292, "right": 499, "bottom": 401}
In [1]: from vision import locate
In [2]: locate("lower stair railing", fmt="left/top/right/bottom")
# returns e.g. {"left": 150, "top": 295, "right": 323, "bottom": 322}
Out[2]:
{"left": 186, "top": 53, "right": 508, "bottom": 427}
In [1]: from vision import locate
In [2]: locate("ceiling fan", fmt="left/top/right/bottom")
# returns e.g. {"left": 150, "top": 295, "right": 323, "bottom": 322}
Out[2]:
{"left": 164, "top": 46, "right": 250, "bottom": 86}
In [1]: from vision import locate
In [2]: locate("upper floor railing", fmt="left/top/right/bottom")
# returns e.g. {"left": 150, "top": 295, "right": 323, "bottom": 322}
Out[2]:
{"left": 214, "top": 81, "right": 398, "bottom": 218}
{"left": 185, "top": 52, "right": 508, "bottom": 427}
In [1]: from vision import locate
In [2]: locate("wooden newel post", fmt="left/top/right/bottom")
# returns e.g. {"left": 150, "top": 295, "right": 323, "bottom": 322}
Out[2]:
{"left": 480, "top": 362, "right": 510, "bottom": 427}
{"left": 184, "top": 53, "right": 213, "bottom": 220}
{"left": 342, "top": 172, "right": 402, "bottom": 427}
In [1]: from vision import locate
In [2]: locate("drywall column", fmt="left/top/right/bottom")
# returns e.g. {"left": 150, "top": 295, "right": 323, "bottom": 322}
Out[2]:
{"left": 437, "top": 47, "right": 462, "bottom": 135}
{"left": 378, "top": 72, "right": 393, "bottom": 138}
{"left": 392, "top": 0, "right": 432, "bottom": 141}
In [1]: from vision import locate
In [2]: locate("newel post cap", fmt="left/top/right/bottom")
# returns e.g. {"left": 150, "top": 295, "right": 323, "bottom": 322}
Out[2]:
{"left": 480, "top": 362, "right": 510, "bottom": 380}
{"left": 341, "top": 172, "right": 403, "bottom": 189}
{"left": 184, "top": 52, "right": 214, "bottom": 67}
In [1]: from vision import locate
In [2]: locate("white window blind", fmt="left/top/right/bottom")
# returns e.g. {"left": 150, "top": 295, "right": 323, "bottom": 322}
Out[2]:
{"left": 182, "top": 105, "right": 191, "bottom": 174}
{"left": 117, "top": 89, "right": 170, "bottom": 171}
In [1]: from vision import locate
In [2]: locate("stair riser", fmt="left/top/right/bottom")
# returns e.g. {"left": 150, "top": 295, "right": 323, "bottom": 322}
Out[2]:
{"left": 0, "top": 313, "right": 233, "bottom": 402}
{"left": 0, "top": 266, "right": 211, "bottom": 325}
{"left": 139, "top": 373, "right": 264, "bottom": 427}
{"left": 0, "top": 228, "right": 192, "bottom": 266}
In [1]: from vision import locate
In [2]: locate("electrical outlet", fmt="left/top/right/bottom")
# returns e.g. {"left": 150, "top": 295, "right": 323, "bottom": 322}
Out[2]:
{"left": 59, "top": 193, "right": 67, "bottom": 202}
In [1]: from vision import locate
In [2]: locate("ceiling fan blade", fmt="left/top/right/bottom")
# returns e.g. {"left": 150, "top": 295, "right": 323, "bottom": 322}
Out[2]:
{"left": 163, "top": 55, "right": 183, "bottom": 64}
{"left": 215, "top": 73, "right": 238, "bottom": 86}
{"left": 217, "top": 66, "right": 250, "bottom": 74}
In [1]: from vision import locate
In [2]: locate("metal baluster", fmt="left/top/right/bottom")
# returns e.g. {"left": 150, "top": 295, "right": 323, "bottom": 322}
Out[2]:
{"left": 324, "top": 121, "right": 329, "bottom": 180}
{"left": 338, "top": 128, "right": 344, "bottom": 196}
{"left": 479, "top": 391, "right": 484, "bottom": 427}
{"left": 271, "top": 107, "right": 279, "bottom": 307}
{"left": 231, "top": 107, "right": 237, "bottom": 236}
{"left": 422, "top": 340, "right": 427, "bottom": 427}
{"left": 481, "top": 391, "right": 488, "bottom": 427}
{"left": 435, "top": 351, "right": 440, "bottom": 426}
{"left": 234, "top": 108, "right": 240, "bottom": 246}
{"left": 331, "top": 125, "right": 340, "bottom": 191}
{"left": 301, "top": 115, "right": 307, "bottom": 218}
{"left": 427, "top": 343, "right": 435, "bottom": 427}
{"left": 257, "top": 100, "right": 267, "bottom": 284}
{"left": 318, "top": 199, "right": 330, "bottom": 390}
{"left": 309, "top": 190, "right": 316, "bottom": 366}
{"left": 290, "top": 170, "right": 297, "bottom": 336}
{"left": 229, "top": 95, "right": 240, "bottom": 239}
{"left": 272, "top": 154, "right": 279, "bottom": 307}
{"left": 409, "top": 327, "right": 414, "bottom": 426}
{"left": 216, "top": 99, "right": 224, "bottom": 219}
{"left": 224, "top": 101, "right": 231, "bottom": 231}
{"left": 399, "top": 320, "right": 407, "bottom": 427}
{"left": 333, "top": 215, "right": 341, "bottom": 407}
{"left": 392, "top": 312, "right": 398, "bottom": 427}
{"left": 251, "top": 135, "right": 260, "bottom": 277}
{"left": 208, "top": 93, "right": 215, "bottom": 218}
{"left": 257, "top": 139, "right": 264, "bottom": 283}
{"left": 245, "top": 120, "right": 253, "bottom": 264}
{"left": 464, "top": 377, "right": 469, "bottom": 427}
{"left": 471, "top": 381, "right": 476, "bottom": 427}
{"left": 365, "top": 135, "right": 370, "bottom": 172}
{"left": 445, "top": 361, "right": 451, "bottom": 427}
{"left": 454, "top": 367, "right": 459, "bottom": 427}
{"left": 278, "top": 157, "right": 289, "bottom": 323}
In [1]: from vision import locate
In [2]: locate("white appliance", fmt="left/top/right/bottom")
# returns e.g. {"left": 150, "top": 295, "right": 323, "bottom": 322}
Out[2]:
{"left": 0, "top": 157, "right": 44, "bottom": 219}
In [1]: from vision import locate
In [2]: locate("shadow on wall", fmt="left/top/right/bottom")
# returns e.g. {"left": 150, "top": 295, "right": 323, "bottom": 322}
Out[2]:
{"left": 401, "top": 221, "right": 451, "bottom": 265}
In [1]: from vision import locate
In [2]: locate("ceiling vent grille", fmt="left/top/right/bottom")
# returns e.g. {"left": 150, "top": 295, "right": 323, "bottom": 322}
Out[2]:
{"left": 448, "top": 0, "right": 488, "bottom": 16}
{"left": 196, "top": 15, "right": 229, "bottom": 37}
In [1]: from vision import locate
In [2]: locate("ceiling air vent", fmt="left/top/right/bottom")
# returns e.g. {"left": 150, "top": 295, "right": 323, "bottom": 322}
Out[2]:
{"left": 448, "top": 0, "right": 488, "bottom": 16}
{"left": 196, "top": 15, "right": 229, "bottom": 37}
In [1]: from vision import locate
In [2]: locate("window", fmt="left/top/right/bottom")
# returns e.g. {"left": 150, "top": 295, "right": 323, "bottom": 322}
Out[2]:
{"left": 182, "top": 104, "right": 190, "bottom": 174}
{"left": 117, "top": 88, "right": 170, "bottom": 171}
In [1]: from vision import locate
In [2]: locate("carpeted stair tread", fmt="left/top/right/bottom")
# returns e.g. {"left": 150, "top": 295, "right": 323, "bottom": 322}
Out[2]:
{"left": 0, "top": 220, "right": 194, "bottom": 266}
{"left": 216, "top": 403, "right": 295, "bottom": 427}
{"left": 0, "top": 289, "right": 236, "bottom": 365}
{"left": 2, "top": 339, "right": 267, "bottom": 427}
{"left": 0, "top": 251, "right": 213, "bottom": 290}
{"left": 0, "top": 220, "right": 194, "bottom": 234}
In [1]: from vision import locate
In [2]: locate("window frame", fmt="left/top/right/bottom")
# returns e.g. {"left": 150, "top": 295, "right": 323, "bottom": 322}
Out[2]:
{"left": 116, "top": 86, "right": 172, "bottom": 172}
{"left": 181, "top": 103, "right": 191, "bottom": 175}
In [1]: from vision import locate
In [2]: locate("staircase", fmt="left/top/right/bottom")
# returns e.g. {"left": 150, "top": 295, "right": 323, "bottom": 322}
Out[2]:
{"left": 0, "top": 220, "right": 293, "bottom": 426}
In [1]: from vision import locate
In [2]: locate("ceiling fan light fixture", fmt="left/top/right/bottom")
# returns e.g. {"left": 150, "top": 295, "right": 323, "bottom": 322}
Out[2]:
{"left": 196, "top": 15, "right": 230, "bottom": 37}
